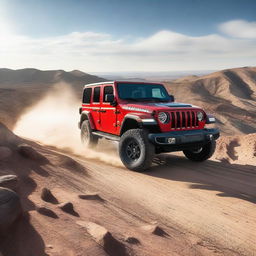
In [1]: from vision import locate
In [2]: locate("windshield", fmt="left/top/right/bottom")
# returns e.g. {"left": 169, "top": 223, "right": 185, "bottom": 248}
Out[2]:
{"left": 117, "top": 83, "right": 170, "bottom": 102}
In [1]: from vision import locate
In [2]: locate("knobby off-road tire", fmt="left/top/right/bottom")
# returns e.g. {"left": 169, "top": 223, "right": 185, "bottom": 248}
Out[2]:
{"left": 119, "top": 129, "right": 155, "bottom": 172}
{"left": 183, "top": 140, "right": 216, "bottom": 161}
{"left": 81, "top": 120, "right": 98, "bottom": 148}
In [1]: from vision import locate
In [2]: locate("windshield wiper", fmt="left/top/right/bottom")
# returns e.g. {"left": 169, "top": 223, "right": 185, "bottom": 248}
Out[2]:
{"left": 122, "top": 97, "right": 169, "bottom": 102}
{"left": 140, "top": 97, "right": 169, "bottom": 102}
{"left": 122, "top": 98, "right": 140, "bottom": 101}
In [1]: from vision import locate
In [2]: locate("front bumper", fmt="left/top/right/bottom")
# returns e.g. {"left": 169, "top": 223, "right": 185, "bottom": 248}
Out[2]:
{"left": 148, "top": 128, "right": 219, "bottom": 148}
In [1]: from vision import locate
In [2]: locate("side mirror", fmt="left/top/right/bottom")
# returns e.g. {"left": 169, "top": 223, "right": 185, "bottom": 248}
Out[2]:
{"left": 169, "top": 94, "right": 175, "bottom": 102}
{"left": 105, "top": 94, "right": 115, "bottom": 102}
{"left": 105, "top": 94, "right": 117, "bottom": 106}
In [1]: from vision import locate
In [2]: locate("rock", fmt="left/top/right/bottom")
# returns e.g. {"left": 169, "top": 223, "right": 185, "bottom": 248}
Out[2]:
{"left": 0, "top": 146, "right": 12, "bottom": 160}
{"left": 0, "top": 175, "right": 18, "bottom": 191}
{"left": 77, "top": 221, "right": 109, "bottom": 244}
{"left": 41, "top": 188, "right": 58, "bottom": 204}
{"left": 58, "top": 202, "right": 79, "bottom": 217}
{"left": 61, "top": 156, "right": 83, "bottom": 170}
{"left": 142, "top": 224, "right": 168, "bottom": 237}
{"left": 125, "top": 236, "right": 140, "bottom": 244}
{"left": 17, "top": 144, "right": 48, "bottom": 162}
{"left": 78, "top": 193, "right": 104, "bottom": 202}
{"left": 0, "top": 187, "right": 22, "bottom": 233}
{"left": 76, "top": 221, "right": 127, "bottom": 256}
{"left": 36, "top": 206, "right": 58, "bottom": 219}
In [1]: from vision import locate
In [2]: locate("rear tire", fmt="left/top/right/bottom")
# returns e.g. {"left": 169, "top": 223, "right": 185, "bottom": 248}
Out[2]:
{"left": 81, "top": 120, "right": 98, "bottom": 148}
{"left": 119, "top": 129, "right": 155, "bottom": 172}
{"left": 183, "top": 140, "right": 216, "bottom": 161}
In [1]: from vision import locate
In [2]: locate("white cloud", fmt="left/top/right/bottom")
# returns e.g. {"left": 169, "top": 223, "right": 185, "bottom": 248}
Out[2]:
{"left": 219, "top": 20, "right": 256, "bottom": 39}
{"left": 0, "top": 20, "right": 256, "bottom": 72}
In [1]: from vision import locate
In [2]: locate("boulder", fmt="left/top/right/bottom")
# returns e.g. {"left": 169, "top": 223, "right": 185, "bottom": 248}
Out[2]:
{"left": 0, "top": 187, "right": 22, "bottom": 233}
{"left": 77, "top": 221, "right": 127, "bottom": 256}
{"left": 142, "top": 224, "right": 168, "bottom": 237}
{"left": 36, "top": 206, "right": 58, "bottom": 219}
{"left": 41, "top": 188, "right": 58, "bottom": 204}
{"left": 78, "top": 193, "right": 104, "bottom": 202}
{"left": 17, "top": 144, "right": 47, "bottom": 162}
{"left": 0, "top": 146, "right": 12, "bottom": 160}
{"left": 58, "top": 202, "right": 79, "bottom": 217}
{"left": 125, "top": 236, "right": 140, "bottom": 244}
{"left": 0, "top": 175, "right": 18, "bottom": 191}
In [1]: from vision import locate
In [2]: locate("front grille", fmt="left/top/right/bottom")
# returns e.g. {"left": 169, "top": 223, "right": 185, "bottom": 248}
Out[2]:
{"left": 170, "top": 110, "right": 199, "bottom": 129}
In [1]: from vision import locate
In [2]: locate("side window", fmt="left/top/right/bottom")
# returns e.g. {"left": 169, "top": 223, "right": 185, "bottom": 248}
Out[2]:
{"left": 103, "top": 86, "right": 113, "bottom": 102}
{"left": 83, "top": 88, "right": 92, "bottom": 104}
{"left": 93, "top": 87, "right": 100, "bottom": 103}
{"left": 152, "top": 88, "right": 162, "bottom": 98}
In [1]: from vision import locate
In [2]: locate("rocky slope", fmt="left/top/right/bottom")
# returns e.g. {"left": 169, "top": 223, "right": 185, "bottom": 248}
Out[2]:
{"left": 164, "top": 67, "right": 256, "bottom": 135}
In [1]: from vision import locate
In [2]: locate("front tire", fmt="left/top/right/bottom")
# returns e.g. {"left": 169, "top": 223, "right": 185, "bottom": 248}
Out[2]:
{"left": 119, "top": 129, "right": 155, "bottom": 172}
{"left": 183, "top": 140, "right": 216, "bottom": 161}
{"left": 81, "top": 120, "right": 98, "bottom": 148}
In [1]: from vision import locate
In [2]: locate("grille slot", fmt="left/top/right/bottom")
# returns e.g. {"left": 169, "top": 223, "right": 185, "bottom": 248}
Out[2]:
{"left": 182, "top": 112, "right": 186, "bottom": 127}
{"left": 176, "top": 112, "right": 181, "bottom": 128}
{"left": 171, "top": 112, "right": 176, "bottom": 128}
{"left": 170, "top": 110, "right": 199, "bottom": 129}
{"left": 192, "top": 112, "right": 195, "bottom": 126}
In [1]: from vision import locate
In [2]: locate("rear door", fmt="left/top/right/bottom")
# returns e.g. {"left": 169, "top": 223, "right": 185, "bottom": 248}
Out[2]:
{"left": 99, "top": 85, "right": 117, "bottom": 134}
{"left": 91, "top": 86, "right": 101, "bottom": 130}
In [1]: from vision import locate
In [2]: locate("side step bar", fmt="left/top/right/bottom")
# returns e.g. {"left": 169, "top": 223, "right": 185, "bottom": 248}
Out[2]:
{"left": 92, "top": 131, "right": 120, "bottom": 141}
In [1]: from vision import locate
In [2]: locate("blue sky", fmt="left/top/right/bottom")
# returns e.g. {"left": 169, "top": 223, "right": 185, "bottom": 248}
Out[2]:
{"left": 1, "top": 0, "right": 256, "bottom": 72}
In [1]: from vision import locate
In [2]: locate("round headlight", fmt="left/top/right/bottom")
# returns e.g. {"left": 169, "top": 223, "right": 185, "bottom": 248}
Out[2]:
{"left": 158, "top": 112, "right": 169, "bottom": 123}
{"left": 197, "top": 111, "right": 204, "bottom": 121}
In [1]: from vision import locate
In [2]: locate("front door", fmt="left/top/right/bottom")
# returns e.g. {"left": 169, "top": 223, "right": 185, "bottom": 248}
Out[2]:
{"left": 99, "top": 85, "right": 117, "bottom": 134}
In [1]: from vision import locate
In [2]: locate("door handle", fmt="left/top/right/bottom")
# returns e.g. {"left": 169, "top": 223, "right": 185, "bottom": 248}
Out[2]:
{"left": 98, "top": 110, "right": 106, "bottom": 113}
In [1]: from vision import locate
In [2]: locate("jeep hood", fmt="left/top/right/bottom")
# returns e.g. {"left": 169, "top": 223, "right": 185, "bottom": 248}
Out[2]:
{"left": 121, "top": 102, "right": 200, "bottom": 112}
{"left": 151, "top": 102, "right": 192, "bottom": 108}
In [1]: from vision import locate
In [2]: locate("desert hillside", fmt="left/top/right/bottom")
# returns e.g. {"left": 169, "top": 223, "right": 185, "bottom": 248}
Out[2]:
{"left": 0, "top": 67, "right": 255, "bottom": 256}
{"left": 0, "top": 68, "right": 106, "bottom": 129}
{"left": 164, "top": 67, "right": 256, "bottom": 135}
{"left": 1, "top": 67, "right": 256, "bottom": 135}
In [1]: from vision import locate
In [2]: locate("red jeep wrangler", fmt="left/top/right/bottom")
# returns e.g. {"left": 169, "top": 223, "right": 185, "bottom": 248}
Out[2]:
{"left": 79, "top": 81, "right": 219, "bottom": 171}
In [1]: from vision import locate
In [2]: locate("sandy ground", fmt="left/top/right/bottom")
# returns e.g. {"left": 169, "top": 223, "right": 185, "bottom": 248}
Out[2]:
{"left": 1, "top": 135, "right": 255, "bottom": 256}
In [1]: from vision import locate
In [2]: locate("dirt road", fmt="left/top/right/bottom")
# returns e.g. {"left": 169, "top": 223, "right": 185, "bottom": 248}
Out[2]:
{"left": 1, "top": 133, "right": 255, "bottom": 256}
{"left": 43, "top": 143, "right": 256, "bottom": 256}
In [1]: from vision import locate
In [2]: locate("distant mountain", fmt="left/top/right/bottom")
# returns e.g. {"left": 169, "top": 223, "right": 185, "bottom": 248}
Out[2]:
{"left": 164, "top": 67, "right": 256, "bottom": 135}
{"left": 93, "top": 70, "right": 214, "bottom": 81}
{"left": 0, "top": 68, "right": 106, "bottom": 85}
{"left": 0, "top": 68, "right": 106, "bottom": 129}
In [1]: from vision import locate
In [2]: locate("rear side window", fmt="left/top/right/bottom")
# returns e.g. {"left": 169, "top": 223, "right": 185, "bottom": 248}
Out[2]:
{"left": 103, "top": 86, "right": 113, "bottom": 102}
{"left": 93, "top": 87, "right": 100, "bottom": 103}
{"left": 83, "top": 88, "right": 92, "bottom": 104}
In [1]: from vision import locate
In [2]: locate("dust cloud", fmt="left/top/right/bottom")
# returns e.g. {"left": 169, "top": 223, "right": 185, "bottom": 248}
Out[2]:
{"left": 13, "top": 83, "right": 122, "bottom": 167}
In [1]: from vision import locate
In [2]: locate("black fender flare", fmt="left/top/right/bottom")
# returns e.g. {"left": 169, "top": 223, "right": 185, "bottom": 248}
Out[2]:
{"left": 120, "top": 114, "right": 160, "bottom": 135}
{"left": 79, "top": 111, "right": 95, "bottom": 130}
